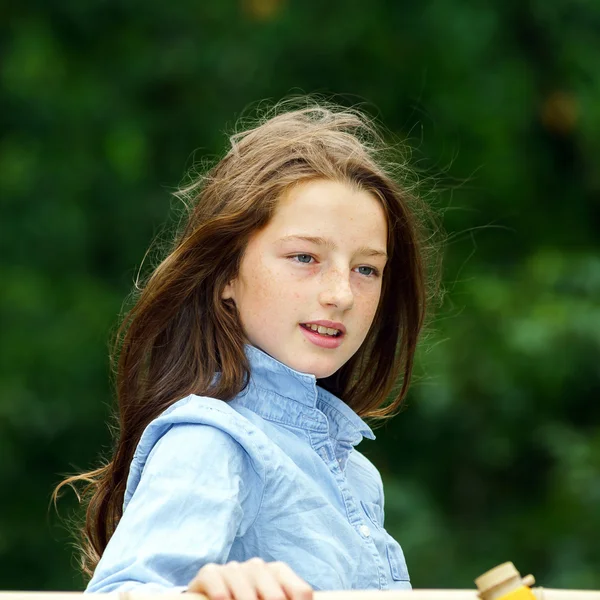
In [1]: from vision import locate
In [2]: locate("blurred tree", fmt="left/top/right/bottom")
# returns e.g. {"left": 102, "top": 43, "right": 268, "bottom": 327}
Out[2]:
{"left": 1, "top": 0, "right": 598, "bottom": 591}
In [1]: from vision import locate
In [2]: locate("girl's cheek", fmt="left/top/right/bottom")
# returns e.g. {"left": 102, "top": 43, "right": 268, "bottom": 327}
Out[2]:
{"left": 358, "top": 293, "right": 381, "bottom": 321}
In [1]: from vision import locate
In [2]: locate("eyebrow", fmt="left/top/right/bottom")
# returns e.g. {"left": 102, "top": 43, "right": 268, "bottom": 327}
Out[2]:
{"left": 277, "top": 235, "right": 388, "bottom": 259}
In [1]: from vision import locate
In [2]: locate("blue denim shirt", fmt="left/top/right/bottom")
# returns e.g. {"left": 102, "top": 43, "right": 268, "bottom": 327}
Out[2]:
{"left": 86, "top": 345, "right": 410, "bottom": 593}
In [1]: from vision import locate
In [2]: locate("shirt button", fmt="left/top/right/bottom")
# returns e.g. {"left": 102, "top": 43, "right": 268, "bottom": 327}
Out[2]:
{"left": 359, "top": 524, "right": 371, "bottom": 538}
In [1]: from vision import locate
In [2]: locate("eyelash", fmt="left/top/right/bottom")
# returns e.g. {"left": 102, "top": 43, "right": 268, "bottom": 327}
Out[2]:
{"left": 288, "top": 254, "right": 381, "bottom": 278}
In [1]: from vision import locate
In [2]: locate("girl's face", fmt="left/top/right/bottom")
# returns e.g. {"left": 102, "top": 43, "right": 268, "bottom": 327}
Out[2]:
{"left": 222, "top": 178, "right": 388, "bottom": 379}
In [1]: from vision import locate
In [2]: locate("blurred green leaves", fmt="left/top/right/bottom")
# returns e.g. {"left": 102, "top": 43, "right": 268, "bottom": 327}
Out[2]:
{"left": 1, "top": 0, "right": 598, "bottom": 592}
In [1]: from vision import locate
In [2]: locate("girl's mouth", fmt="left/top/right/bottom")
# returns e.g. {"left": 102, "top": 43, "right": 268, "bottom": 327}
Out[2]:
{"left": 300, "top": 323, "right": 343, "bottom": 337}
{"left": 299, "top": 324, "right": 345, "bottom": 349}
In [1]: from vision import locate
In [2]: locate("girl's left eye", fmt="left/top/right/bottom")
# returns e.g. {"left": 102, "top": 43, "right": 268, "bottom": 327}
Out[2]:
{"left": 357, "top": 266, "right": 379, "bottom": 277}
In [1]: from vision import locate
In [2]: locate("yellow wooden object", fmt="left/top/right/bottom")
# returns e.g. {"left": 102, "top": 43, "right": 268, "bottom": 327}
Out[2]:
{"left": 499, "top": 587, "right": 537, "bottom": 600}
{"left": 475, "top": 562, "right": 536, "bottom": 600}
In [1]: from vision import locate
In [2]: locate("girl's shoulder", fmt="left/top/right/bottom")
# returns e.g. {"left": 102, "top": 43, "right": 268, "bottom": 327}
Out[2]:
{"left": 124, "top": 394, "right": 269, "bottom": 506}
{"left": 140, "top": 393, "right": 268, "bottom": 445}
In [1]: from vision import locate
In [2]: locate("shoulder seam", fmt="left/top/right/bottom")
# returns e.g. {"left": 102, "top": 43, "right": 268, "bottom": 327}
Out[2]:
{"left": 169, "top": 402, "right": 269, "bottom": 531}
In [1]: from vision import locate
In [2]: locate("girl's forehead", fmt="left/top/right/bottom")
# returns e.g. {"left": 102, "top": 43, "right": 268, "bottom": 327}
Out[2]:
{"left": 260, "top": 184, "right": 386, "bottom": 251}
{"left": 271, "top": 179, "right": 386, "bottom": 226}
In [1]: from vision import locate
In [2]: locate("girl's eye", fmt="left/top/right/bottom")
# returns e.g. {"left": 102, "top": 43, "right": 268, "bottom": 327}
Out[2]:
{"left": 288, "top": 255, "right": 380, "bottom": 277}
{"left": 357, "top": 266, "right": 379, "bottom": 277}
{"left": 290, "top": 254, "right": 315, "bottom": 264}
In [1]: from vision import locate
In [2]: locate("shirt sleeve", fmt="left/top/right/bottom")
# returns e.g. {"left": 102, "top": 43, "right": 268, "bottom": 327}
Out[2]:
{"left": 85, "top": 422, "right": 264, "bottom": 593}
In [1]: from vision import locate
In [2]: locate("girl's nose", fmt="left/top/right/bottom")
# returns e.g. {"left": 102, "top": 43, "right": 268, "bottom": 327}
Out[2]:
{"left": 318, "top": 269, "right": 354, "bottom": 310}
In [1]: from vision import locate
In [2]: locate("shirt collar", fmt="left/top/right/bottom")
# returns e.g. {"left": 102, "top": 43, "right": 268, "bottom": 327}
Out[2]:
{"left": 241, "top": 344, "right": 375, "bottom": 445}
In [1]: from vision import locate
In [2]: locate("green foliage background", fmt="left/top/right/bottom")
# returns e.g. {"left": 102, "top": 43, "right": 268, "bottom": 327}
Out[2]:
{"left": 1, "top": 0, "right": 599, "bottom": 592}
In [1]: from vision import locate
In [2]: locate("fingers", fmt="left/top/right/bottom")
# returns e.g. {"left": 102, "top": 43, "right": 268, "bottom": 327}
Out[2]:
{"left": 242, "top": 558, "right": 285, "bottom": 600}
{"left": 222, "top": 561, "right": 259, "bottom": 600}
{"left": 269, "top": 561, "right": 313, "bottom": 600}
{"left": 187, "top": 559, "right": 313, "bottom": 600}
{"left": 188, "top": 563, "right": 232, "bottom": 600}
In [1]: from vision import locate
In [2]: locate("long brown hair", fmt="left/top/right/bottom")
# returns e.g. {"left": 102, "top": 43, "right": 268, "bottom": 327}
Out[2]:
{"left": 54, "top": 97, "right": 443, "bottom": 578}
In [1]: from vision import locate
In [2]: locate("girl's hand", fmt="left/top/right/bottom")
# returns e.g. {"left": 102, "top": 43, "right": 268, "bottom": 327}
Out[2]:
{"left": 188, "top": 558, "right": 313, "bottom": 600}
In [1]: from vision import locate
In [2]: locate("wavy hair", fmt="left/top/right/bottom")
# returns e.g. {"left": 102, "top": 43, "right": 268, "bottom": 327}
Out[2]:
{"left": 54, "top": 97, "right": 443, "bottom": 578}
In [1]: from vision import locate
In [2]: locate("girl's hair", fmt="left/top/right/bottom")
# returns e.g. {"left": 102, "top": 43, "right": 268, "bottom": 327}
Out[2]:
{"left": 54, "top": 97, "right": 443, "bottom": 578}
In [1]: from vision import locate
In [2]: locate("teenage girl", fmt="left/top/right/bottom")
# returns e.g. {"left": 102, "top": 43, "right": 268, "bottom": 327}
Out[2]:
{"left": 56, "top": 100, "right": 440, "bottom": 598}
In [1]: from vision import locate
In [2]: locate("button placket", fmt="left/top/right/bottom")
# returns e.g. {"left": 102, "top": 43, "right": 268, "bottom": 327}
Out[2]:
{"left": 318, "top": 446, "right": 329, "bottom": 463}
{"left": 308, "top": 432, "right": 385, "bottom": 589}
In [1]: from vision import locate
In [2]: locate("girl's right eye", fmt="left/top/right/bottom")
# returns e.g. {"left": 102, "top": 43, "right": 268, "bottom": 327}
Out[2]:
{"left": 289, "top": 254, "right": 315, "bottom": 264}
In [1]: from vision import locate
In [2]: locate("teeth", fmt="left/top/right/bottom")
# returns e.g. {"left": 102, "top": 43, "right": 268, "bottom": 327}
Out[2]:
{"left": 305, "top": 324, "right": 340, "bottom": 336}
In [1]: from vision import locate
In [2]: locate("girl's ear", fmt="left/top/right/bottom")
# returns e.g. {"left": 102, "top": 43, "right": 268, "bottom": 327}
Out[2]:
{"left": 221, "top": 280, "right": 236, "bottom": 302}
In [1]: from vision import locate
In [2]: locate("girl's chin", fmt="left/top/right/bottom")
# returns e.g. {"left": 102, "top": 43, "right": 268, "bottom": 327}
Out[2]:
{"left": 293, "top": 359, "right": 341, "bottom": 380}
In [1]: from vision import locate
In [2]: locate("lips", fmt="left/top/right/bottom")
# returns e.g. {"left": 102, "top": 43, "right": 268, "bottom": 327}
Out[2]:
{"left": 300, "top": 323, "right": 342, "bottom": 337}
{"left": 299, "top": 323, "right": 344, "bottom": 349}
{"left": 300, "top": 320, "right": 347, "bottom": 335}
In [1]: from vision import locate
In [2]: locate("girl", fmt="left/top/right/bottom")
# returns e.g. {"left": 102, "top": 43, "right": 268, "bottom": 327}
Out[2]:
{"left": 56, "top": 99, "right": 441, "bottom": 598}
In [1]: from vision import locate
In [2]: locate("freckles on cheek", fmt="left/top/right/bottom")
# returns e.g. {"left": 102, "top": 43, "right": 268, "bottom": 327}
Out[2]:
{"left": 254, "top": 265, "right": 285, "bottom": 310}
{"left": 359, "top": 295, "right": 381, "bottom": 327}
